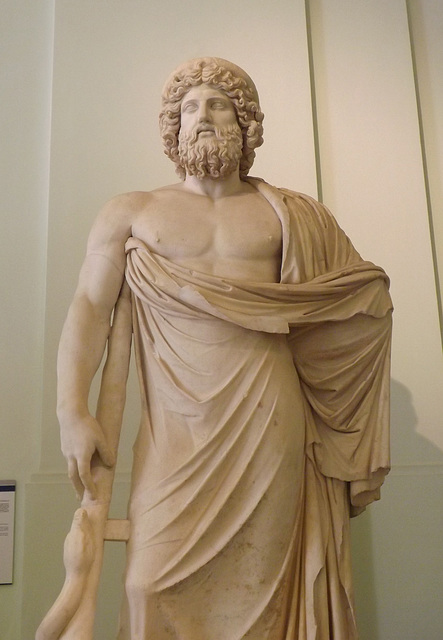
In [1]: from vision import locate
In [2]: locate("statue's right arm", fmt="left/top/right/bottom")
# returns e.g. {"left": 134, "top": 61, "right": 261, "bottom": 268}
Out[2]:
{"left": 57, "top": 195, "right": 135, "bottom": 500}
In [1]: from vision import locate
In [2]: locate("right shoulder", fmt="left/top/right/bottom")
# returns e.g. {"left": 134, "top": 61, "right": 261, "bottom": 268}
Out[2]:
{"left": 89, "top": 190, "right": 156, "bottom": 238}
{"left": 85, "top": 191, "right": 153, "bottom": 259}
{"left": 97, "top": 190, "right": 155, "bottom": 223}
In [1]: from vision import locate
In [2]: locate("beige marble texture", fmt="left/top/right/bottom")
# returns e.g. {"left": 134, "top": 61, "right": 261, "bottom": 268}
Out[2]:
{"left": 37, "top": 58, "right": 392, "bottom": 639}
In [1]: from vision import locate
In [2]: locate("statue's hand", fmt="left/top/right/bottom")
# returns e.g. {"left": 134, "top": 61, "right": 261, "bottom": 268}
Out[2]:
{"left": 60, "top": 413, "right": 115, "bottom": 501}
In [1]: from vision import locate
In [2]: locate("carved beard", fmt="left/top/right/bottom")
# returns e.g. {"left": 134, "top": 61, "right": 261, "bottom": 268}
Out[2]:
{"left": 178, "top": 124, "right": 243, "bottom": 180}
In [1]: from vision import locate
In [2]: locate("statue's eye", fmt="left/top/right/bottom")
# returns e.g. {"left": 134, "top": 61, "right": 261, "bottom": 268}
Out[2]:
{"left": 182, "top": 102, "right": 197, "bottom": 113}
{"left": 211, "top": 101, "right": 225, "bottom": 109}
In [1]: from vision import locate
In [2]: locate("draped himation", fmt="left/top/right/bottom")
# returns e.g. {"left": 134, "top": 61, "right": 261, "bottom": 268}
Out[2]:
{"left": 117, "top": 179, "right": 392, "bottom": 640}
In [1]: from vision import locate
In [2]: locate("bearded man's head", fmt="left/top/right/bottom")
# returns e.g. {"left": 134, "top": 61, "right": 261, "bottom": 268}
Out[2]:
{"left": 159, "top": 58, "right": 264, "bottom": 180}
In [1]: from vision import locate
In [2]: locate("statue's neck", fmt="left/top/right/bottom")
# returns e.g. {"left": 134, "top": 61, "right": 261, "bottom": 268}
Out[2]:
{"left": 182, "top": 170, "right": 245, "bottom": 200}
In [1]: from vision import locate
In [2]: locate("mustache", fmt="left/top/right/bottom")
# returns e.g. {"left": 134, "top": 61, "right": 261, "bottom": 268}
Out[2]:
{"left": 180, "top": 123, "right": 242, "bottom": 146}
{"left": 196, "top": 124, "right": 215, "bottom": 135}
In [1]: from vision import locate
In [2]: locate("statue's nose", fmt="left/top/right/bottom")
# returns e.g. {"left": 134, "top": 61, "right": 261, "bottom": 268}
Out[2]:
{"left": 197, "top": 102, "right": 211, "bottom": 122}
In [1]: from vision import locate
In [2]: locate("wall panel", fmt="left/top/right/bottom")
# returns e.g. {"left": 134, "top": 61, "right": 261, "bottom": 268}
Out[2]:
{"left": 308, "top": 0, "right": 443, "bottom": 449}
{"left": 308, "top": 1, "right": 443, "bottom": 638}
{"left": 0, "top": 1, "right": 54, "bottom": 637}
{"left": 407, "top": 0, "right": 443, "bottom": 329}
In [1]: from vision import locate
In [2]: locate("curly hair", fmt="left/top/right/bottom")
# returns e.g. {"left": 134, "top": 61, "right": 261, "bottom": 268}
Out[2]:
{"left": 159, "top": 58, "right": 264, "bottom": 179}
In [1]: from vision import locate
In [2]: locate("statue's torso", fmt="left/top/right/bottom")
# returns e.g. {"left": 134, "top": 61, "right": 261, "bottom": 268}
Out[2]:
{"left": 130, "top": 185, "right": 282, "bottom": 283}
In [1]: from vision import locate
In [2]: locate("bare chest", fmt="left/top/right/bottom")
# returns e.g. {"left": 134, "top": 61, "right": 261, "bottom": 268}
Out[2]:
{"left": 131, "top": 192, "right": 282, "bottom": 281}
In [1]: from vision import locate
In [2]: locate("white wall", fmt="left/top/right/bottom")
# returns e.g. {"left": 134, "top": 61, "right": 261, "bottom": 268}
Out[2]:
{"left": 0, "top": 1, "right": 54, "bottom": 636}
{"left": 1, "top": 1, "right": 442, "bottom": 639}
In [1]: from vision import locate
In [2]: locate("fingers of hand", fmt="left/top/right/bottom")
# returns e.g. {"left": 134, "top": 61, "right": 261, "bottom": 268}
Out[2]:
{"left": 67, "top": 457, "right": 85, "bottom": 501}
{"left": 62, "top": 418, "right": 114, "bottom": 499}
{"left": 95, "top": 438, "right": 115, "bottom": 468}
{"left": 77, "top": 457, "right": 97, "bottom": 500}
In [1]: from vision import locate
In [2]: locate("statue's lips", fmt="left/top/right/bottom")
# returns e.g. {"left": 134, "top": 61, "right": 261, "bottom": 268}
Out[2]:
{"left": 196, "top": 126, "right": 215, "bottom": 136}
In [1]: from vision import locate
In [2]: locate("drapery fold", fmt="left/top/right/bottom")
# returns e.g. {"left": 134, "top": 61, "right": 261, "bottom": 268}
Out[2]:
{"left": 118, "top": 180, "right": 392, "bottom": 639}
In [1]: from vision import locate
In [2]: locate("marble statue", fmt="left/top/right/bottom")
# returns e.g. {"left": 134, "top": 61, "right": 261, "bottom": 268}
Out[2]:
{"left": 37, "top": 57, "right": 392, "bottom": 639}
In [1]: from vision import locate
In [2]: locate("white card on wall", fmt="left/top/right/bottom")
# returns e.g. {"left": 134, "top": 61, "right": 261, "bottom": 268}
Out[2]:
{"left": 0, "top": 481, "right": 16, "bottom": 584}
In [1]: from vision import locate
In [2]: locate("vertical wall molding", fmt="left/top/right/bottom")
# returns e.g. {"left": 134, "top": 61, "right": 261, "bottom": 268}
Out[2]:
{"left": 304, "top": 0, "right": 323, "bottom": 202}
{"left": 406, "top": 0, "right": 443, "bottom": 344}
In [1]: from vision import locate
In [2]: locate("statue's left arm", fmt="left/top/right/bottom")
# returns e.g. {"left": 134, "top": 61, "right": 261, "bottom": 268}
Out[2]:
{"left": 282, "top": 190, "right": 393, "bottom": 513}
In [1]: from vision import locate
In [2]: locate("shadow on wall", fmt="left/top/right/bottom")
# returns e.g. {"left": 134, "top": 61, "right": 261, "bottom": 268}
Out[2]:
{"left": 390, "top": 378, "right": 443, "bottom": 463}
{"left": 351, "top": 378, "right": 443, "bottom": 640}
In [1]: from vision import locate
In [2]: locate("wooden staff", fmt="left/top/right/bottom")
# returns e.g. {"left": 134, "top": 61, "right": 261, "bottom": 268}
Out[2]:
{"left": 36, "top": 282, "right": 133, "bottom": 640}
